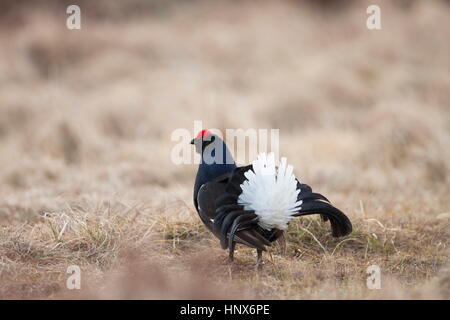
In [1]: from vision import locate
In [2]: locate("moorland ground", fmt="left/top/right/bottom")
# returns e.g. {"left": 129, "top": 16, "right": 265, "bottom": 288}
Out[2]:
{"left": 0, "top": 0, "right": 449, "bottom": 299}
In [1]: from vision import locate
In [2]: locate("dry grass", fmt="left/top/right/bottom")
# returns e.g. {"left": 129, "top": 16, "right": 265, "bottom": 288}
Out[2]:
{"left": 0, "top": 0, "right": 449, "bottom": 299}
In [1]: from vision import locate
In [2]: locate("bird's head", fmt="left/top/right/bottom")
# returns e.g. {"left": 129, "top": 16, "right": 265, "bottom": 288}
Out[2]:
{"left": 190, "top": 129, "right": 234, "bottom": 165}
{"left": 190, "top": 129, "right": 216, "bottom": 154}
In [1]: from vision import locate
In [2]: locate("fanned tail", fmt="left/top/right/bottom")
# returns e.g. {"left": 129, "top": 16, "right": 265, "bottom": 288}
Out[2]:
{"left": 238, "top": 153, "right": 302, "bottom": 231}
{"left": 213, "top": 154, "right": 353, "bottom": 261}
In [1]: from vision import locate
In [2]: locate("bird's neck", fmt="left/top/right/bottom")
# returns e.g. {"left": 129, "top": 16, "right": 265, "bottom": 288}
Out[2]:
{"left": 196, "top": 161, "right": 236, "bottom": 182}
{"left": 193, "top": 144, "right": 236, "bottom": 200}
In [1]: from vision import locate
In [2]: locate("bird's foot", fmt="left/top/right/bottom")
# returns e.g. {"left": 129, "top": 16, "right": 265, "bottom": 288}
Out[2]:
{"left": 256, "top": 249, "right": 264, "bottom": 271}
{"left": 228, "top": 242, "right": 236, "bottom": 263}
{"left": 256, "top": 261, "right": 264, "bottom": 271}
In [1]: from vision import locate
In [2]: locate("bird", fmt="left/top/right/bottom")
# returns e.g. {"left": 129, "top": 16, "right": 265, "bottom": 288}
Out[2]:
{"left": 191, "top": 129, "right": 352, "bottom": 268}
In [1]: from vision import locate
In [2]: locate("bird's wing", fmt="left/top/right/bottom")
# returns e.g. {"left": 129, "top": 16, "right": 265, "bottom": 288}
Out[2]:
{"left": 197, "top": 171, "right": 267, "bottom": 251}
{"left": 196, "top": 173, "right": 230, "bottom": 233}
{"left": 213, "top": 165, "right": 272, "bottom": 251}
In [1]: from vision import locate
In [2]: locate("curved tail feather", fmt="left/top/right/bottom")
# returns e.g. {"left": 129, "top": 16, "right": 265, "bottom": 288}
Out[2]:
{"left": 293, "top": 200, "right": 352, "bottom": 237}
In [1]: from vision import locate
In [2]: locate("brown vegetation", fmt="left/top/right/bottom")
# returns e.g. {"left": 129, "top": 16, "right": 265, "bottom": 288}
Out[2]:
{"left": 0, "top": 0, "right": 449, "bottom": 299}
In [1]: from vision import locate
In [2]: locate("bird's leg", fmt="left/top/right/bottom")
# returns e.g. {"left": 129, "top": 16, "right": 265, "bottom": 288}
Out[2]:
{"left": 256, "top": 249, "right": 263, "bottom": 271}
{"left": 275, "top": 232, "right": 287, "bottom": 256}
{"left": 228, "top": 241, "right": 236, "bottom": 262}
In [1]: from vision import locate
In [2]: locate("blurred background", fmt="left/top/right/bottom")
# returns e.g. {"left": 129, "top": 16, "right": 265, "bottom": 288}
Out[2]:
{"left": 0, "top": 0, "right": 449, "bottom": 299}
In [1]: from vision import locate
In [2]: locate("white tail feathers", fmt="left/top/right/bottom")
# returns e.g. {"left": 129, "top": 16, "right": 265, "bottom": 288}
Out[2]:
{"left": 237, "top": 153, "right": 302, "bottom": 230}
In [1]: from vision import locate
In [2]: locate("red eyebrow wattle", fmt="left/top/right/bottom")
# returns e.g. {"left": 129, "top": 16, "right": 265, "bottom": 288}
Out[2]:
{"left": 195, "top": 129, "right": 212, "bottom": 139}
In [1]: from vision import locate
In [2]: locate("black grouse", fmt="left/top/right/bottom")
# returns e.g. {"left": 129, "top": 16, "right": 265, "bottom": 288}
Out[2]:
{"left": 191, "top": 129, "right": 352, "bottom": 267}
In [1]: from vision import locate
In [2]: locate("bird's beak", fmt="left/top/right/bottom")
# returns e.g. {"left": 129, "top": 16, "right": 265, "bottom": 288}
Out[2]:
{"left": 190, "top": 138, "right": 195, "bottom": 145}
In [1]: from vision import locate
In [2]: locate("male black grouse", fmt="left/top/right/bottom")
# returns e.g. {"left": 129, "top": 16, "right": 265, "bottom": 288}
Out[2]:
{"left": 191, "top": 129, "right": 352, "bottom": 267}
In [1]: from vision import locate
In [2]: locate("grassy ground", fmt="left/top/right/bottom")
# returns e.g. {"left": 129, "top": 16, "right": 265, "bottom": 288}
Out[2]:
{"left": 0, "top": 0, "right": 449, "bottom": 299}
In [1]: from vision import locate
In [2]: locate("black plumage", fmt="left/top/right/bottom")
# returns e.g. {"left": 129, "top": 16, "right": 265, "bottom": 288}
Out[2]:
{"left": 191, "top": 130, "right": 352, "bottom": 267}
